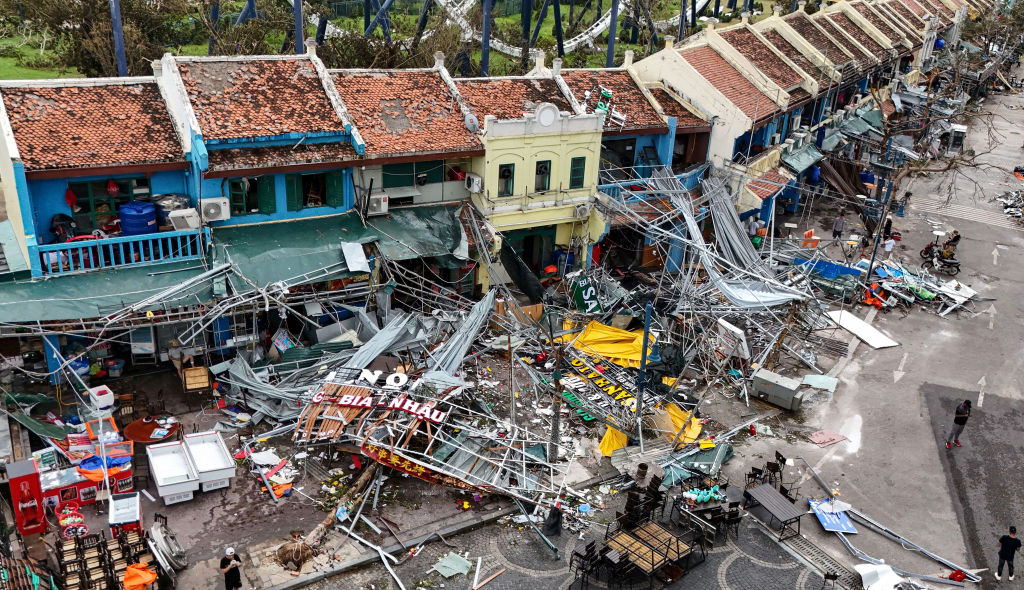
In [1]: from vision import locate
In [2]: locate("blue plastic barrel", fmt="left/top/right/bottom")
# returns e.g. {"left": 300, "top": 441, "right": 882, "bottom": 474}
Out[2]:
{"left": 119, "top": 201, "right": 158, "bottom": 236}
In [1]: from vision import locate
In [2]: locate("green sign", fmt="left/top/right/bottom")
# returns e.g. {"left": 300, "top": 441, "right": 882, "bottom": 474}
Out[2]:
{"left": 570, "top": 276, "right": 602, "bottom": 314}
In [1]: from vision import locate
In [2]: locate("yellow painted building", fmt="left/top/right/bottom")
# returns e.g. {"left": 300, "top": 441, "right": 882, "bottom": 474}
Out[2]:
{"left": 466, "top": 104, "right": 608, "bottom": 291}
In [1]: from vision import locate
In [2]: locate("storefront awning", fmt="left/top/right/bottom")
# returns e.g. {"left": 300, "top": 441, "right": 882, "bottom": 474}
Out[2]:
{"left": 0, "top": 260, "right": 214, "bottom": 324}
{"left": 781, "top": 143, "right": 824, "bottom": 174}
{"left": 212, "top": 206, "right": 470, "bottom": 288}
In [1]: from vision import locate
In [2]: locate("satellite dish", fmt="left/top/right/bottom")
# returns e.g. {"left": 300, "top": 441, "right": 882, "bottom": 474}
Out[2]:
{"left": 535, "top": 102, "right": 559, "bottom": 127}
{"left": 464, "top": 113, "right": 479, "bottom": 133}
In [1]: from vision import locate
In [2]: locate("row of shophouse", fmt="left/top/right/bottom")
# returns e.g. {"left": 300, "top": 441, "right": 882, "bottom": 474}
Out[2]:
{"left": 0, "top": 0, "right": 997, "bottom": 381}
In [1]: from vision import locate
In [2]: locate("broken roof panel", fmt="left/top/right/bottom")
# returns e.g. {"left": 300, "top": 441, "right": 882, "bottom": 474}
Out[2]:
{"left": 454, "top": 77, "right": 572, "bottom": 122}
{"left": 646, "top": 87, "right": 710, "bottom": 129}
{"left": 331, "top": 69, "right": 481, "bottom": 157}
{"left": 719, "top": 28, "right": 805, "bottom": 90}
{"left": 560, "top": 69, "right": 667, "bottom": 133}
{"left": 679, "top": 46, "right": 777, "bottom": 122}
{"left": 747, "top": 169, "right": 791, "bottom": 200}
{"left": 0, "top": 82, "right": 184, "bottom": 173}
{"left": 206, "top": 142, "right": 359, "bottom": 175}
{"left": 177, "top": 58, "right": 347, "bottom": 141}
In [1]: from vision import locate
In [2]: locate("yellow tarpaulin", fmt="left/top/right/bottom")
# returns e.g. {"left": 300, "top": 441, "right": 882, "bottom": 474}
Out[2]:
{"left": 599, "top": 426, "right": 629, "bottom": 456}
{"left": 664, "top": 403, "right": 701, "bottom": 448}
{"left": 565, "top": 321, "right": 656, "bottom": 368}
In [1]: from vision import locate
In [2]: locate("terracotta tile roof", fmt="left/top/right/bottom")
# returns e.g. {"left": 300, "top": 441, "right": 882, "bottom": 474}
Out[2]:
{"left": 815, "top": 16, "right": 877, "bottom": 65}
{"left": 826, "top": 12, "right": 886, "bottom": 56}
{"left": 873, "top": 2, "right": 922, "bottom": 38}
{"left": 788, "top": 87, "right": 811, "bottom": 105}
{"left": 560, "top": 69, "right": 666, "bottom": 132}
{"left": 719, "top": 28, "right": 805, "bottom": 90}
{"left": 206, "top": 143, "right": 358, "bottom": 174}
{"left": 899, "top": 0, "right": 929, "bottom": 18}
{"left": 178, "top": 58, "right": 346, "bottom": 141}
{"left": 454, "top": 77, "right": 572, "bottom": 122}
{"left": 761, "top": 30, "right": 831, "bottom": 87}
{"left": 332, "top": 70, "right": 480, "bottom": 158}
{"left": 647, "top": 87, "right": 708, "bottom": 129}
{"left": 881, "top": 98, "right": 896, "bottom": 117}
{"left": 747, "top": 169, "right": 789, "bottom": 199}
{"left": 784, "top": 13, "right": 855, "bottom": 68}
{"left": 852, "top": 2, "right": 910, "bottom": 45}
{"left": 679, "top": 46, "right": 777, "bottom": 122}
{"left": 883, "top": 1, "right": 927, "bottom": 33}
{"left": 609, "top": 197, "right": 679, "bottom": 227}
{"left": 917, "top": 0, "right": 953, "bottom": 23}
{"left": 1, "top": 83, "right": 183, "bottom": 172}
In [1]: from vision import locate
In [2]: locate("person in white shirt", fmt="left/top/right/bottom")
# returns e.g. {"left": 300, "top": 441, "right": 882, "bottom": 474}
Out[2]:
{"left": 883, "top": 237, "right": 896, "bottom": 260}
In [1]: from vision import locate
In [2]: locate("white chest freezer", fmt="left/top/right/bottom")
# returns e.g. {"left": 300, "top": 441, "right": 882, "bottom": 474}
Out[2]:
{"left": 183, "top": 431, "right": 236, "bottom": 492}
{"left": 146, "top": 441, "right": 200, "bottom": 505}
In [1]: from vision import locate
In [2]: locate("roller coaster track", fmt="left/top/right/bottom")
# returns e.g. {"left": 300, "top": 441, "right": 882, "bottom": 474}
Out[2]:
{"left": 290, "top": 0, "right": 712, "bottom": 58}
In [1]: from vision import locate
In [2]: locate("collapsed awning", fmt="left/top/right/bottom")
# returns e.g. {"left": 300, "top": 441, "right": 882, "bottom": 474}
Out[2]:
{"left": 781, "top": 143, "right": 824, "bottom": 174}
{"left": 0, "top": 260, "right": 213, "bottom": 323}
{"left": 212, "top": 205, "right": 470, "bottom": 288}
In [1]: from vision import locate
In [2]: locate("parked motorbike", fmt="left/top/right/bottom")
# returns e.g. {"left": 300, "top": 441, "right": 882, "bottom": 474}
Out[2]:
{"left": 922, "top": 253, "right": 961, "bottom": 275}
{"left": 920, "top": 240, "right": 941, "bottom": 259}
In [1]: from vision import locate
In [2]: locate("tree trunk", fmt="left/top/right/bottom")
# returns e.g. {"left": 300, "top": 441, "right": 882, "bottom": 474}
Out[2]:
{"left": 306, "top": 463, "right": 381, "bottom": 547}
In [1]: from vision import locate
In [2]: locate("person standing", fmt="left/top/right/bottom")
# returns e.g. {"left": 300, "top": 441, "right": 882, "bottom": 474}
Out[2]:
{"left": 167, "top": 339, "right": 193, "bottom": 378}
{"left": 945, "top": 399, "right": 971, "bottom": 449}
{"left": 883, "top": 236, "right": 896, "bottom": 260}
{"left": 832, "top": 213, "right": 847, "bottom": 242}
{"left": 996, "top": 526, "right": 1021, "bottom": 581}
{"left": 220, "top": 547, "right": 243, "bottom": 590}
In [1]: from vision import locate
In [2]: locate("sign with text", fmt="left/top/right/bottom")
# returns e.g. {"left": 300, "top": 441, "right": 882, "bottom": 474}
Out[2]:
{"left": 807, "top": 499, "right": 858, "bottom": 534}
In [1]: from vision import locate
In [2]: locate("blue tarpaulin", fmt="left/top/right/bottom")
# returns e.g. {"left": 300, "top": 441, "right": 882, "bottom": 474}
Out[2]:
{"left": 79, "top": 455, "right": 132, "bottom": 470}
{"left": 794, "top": 258, "right": 861, "bottom": 280}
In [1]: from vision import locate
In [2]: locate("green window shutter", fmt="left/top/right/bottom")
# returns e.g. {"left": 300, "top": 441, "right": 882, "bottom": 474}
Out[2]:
{"left": 325, "top": 171, "right": 344, "bottom": 208}
{"left": 285, "top": 174, "right": 302, "bottom": 212}
{"left": 257, "top": 176, "right": 276, "bottom": 214}
{"left": 569, "top": 157, "right": 586, "bottom": 189}
{"left": 418, "top": 160, "right": 444, "bottom": 184}
{"left": 382, "top": 163, "right": 414, "bottom": 188}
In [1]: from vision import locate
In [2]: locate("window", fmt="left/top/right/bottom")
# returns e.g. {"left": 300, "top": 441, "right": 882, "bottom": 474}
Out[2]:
{"left": 497, "top": 163, "right": 515, "bottom": 197}
{"left": 68, "top": 178, "right": 149, "bottom": 232}
{"left": 569, "top": 157, "right": 586, "bottom": 189}
{"left": 534, "top": 160, "right": 551, "bottom": 193}
{"left": 228, "top": 176, "right": 275, "bottom": 216}
{"left": 382, "top": 160, "right": 445, "bottom": 188}
{"left": 285, "top": 172, "right": 345, "bottom": 211}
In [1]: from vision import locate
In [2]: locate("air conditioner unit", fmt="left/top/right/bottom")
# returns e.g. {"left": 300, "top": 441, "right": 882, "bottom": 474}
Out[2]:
{"left": 367, "top": 193, "right": 388, "bottom": 217}
{"left": 168, "top": 208, "right": 201, "bottom": 231}
{"left": 465, "top": 173, "right": 483, "bottom": 193}
{"left": 770, "top": 133, "right": 781, "bottom": 145}
{"left": 200, "top": 197, "right": 231, "bottom": 222}
{"left": 574, "top": 203, "right": 591, "bottom": 218}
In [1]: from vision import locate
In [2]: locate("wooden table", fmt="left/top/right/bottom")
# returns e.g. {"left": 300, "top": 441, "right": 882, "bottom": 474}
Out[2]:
{"left": 606, "top": 530, "right": 668, "bottom": 575}
{"left": 743, "top": 484, "right": 804, "bottom": 540}
{"left": 122, "top": 417, "right": 180, "bottom": 444}
{"left": 633, "top": 521, "right": 691, "bottom": 563}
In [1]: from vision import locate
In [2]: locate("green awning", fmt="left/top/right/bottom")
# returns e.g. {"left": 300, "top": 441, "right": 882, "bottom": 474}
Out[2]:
{"left": 840, "top": 116, "right": 872, "bottom": 136}
{"left": 781, "top": 143, "right": 824, "bottom": 174}
{"left": 860, "top": 109, "right": 884, "bottom": 129}
{"left": 212, "top": 206, "right": 469, "bottom": 288}
{"left": 821, "top": 129, "right": 845, "bottom": 152}
{"left": 0, "top": 260, "right": 213, "bottom": 323}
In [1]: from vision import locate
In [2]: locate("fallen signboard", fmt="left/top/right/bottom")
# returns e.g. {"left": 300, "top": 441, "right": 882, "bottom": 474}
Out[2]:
{"left": 807, "top": 499, "right": 858, "bottom": 534}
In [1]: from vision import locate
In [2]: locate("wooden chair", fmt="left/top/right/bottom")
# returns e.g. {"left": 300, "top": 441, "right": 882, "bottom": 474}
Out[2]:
{"left": 779, "top": 485, "right": 797, "bottom": 504}
{"left": 724, "top": 508, "right": 743, "bottom": 539}
{"left": 745, "top": 467, "right": 763, "bottom": 488}
{"left": 764, "top": 461, "right": 782, "bottom": 487}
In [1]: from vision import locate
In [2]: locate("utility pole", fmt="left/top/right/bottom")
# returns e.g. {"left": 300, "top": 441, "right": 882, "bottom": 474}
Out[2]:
{"left": 636, "top": 303, "right": 653, "bottom": 453}
{"left": 293, "top": 0, "right": 303, "bottom": 54}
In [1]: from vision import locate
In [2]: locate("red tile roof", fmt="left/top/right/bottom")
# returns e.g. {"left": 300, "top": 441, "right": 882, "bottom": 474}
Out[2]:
{"left": 560, "top": 69, "right": 667, "bottom": 132}
{"left": 815, "top": 16, "right": 877, "bottom": 65}
{"left": 454, "top": 78, "right": 572, "bottom": 122}
{"left": 178, "top": 58, "right": 346, "bottom": 141}
{"left": 917, "top": 0, "right": 953, "bottom": 22}
{"left": 826, "top": 12, "right": 886, "bottom": 56}
{"left": 679, "top": 46, "right": 777, "bottom": 122}
{"left": 761, "top": 30, "right": 831, "bottom": 87}
{"left": 881, "top": 98, "right": 897, "bottom": 117}
{"left": 1, "top": 83, "right": 184, "bottom": 172}
{"left": 332, "top": 70, "right": 480, "bottom": 157}
{"left": 719, "top": 28, "right": 805, "bottom": 90}
{"left": 900, "top": 0, "right": 929, "bottom": 17}
{"left": 852, "top": 2, "right": 909, "bottom": 45}
{"left": 883, "top": 1, "right": 927, "bottom": 33}
{"left": 784, "top": 13, "right": 855, "bottom": 68}
{"left": 206, "top": 143, "right": 359, "bottom": 174}
{"left": 748, "top": 169, "right": 789, "bottom": 199}
{"left": 647, "top": 87, "right": 709, "bottom": 129}
{"left": 788, "top": 87, "right": 811, "bottom": 105}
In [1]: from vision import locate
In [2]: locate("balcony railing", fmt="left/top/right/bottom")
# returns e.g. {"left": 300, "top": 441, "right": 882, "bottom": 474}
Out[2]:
{"left": 36, "top": 229, "right": 208, "bottom": 277}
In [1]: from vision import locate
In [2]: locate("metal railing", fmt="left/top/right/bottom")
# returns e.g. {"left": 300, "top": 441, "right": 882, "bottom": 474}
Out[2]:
{"left": 36, "top": 229, "right": 208, "bottom": 277}
{"left": 598, "top": 163, "right": 710, "bottom": 199}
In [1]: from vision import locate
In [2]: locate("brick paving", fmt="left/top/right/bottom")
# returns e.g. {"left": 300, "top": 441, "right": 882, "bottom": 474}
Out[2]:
{"left": 302, "top": 516, "right": 829, "bottom": 590}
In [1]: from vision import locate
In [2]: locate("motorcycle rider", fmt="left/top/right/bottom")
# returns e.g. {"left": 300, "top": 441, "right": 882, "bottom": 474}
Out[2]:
{"left": 942, "top": 230, "right": 961, "bottom": 259}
